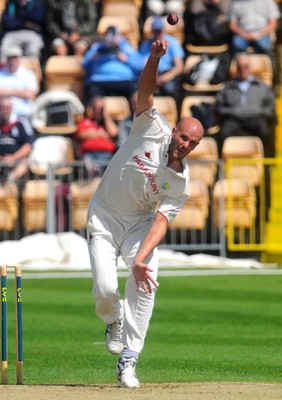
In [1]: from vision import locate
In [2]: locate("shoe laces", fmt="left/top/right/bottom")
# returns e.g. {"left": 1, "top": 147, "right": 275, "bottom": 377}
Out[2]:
{"left": 119, "top": 357, "right": 137, "bottom": 371}
{"left": 106, "top": 319, "right": 123, "bottom": 341}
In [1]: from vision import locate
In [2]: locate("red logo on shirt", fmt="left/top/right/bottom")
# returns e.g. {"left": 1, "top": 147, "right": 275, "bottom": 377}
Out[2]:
{"left": 133, "top": 154, "right": 159, "bottom": 195}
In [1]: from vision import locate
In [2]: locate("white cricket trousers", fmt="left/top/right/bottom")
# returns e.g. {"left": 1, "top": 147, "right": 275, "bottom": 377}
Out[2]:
{"left": 87, "top": 198, "right": 159, "bottom": 354}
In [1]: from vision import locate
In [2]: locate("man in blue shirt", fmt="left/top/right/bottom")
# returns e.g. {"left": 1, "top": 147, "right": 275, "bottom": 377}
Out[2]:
{"left": 83, "top": 26, "right": 144, "bottom": 108}
{"left": 139, "top": 17, "right": 184, "bottom": 99}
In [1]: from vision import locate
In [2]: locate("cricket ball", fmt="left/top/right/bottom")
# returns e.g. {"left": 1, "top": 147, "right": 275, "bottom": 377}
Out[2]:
{"left": 167, "top": 13, "right": 179, "bottom": 25}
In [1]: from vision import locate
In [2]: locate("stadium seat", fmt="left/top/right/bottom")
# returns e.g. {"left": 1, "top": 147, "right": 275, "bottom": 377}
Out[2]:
{"left": 212, "top": 178, "right": 257, "bottom": 229}
{"left": 0, "top": 182, "right": 19, "bottom": 231}
{"left": 70, "top": 178, "right": 101, "bottom": 230}
{"left": 154, "top": 96, "right": 178, "bottom": 127}
{"left": 221, "top": 136, "right": 264, "bottom": 187}
{"left": 180, "top": 95, "right": 219, "bottom": 135}
{"left": 103, "top": 96, "right": 131, "bottom": 121}
{"left": 31, "top": 89, "right": 85, "bottom": 136}
{"left": 101, "top": 2, "right": 140, "bottom": 18}
{"left": 182, "top": 55, "right": 225, "bottom": 93}
{"left": 97, "top": 15, "right": 140, "bottom": 49}
{"left": 186, "top": 136, "right": 219, "bottom": 187}
{"left": 28, "top": 136, "right": 75, "bottom": 176}
{"left": 142, "top": 15, "right": 185, "bottom": 44}
{"left": 186, "top": 43, "right": 229, "bottom": 55}
{"left": 229, "top": 53, "right": 273, "bottom": 86}
{"left": 22, "top": 179, "right": 50, "bottom": 232}
{"left": 21, "top": 56, "right": 42, "bottom": 87}
{"left": 44, "top": 56, "right": 85, "bottom": 101}
{"left": 101, "top": 0, "right": 143, "bottom": 8}
{"left": 169, "top": 180, "right": 210, "bottom": 230}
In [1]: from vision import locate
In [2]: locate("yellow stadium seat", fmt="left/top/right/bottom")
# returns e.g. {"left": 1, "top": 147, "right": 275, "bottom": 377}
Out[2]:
{"left": 101, "top": 2, "right": 140, "bottom": 18}
{"left": 169, "top": 180, "right": 210, "bottom": 230}
{"left": 230, "top": 53, "right": 273, "bottom": 86}
{"left": 213, "top": 178, "right": 257, "bottom": 229}
{"left": 97, "top": 15, "right": 140, "bottom": 49}
{"left": 186, "top": 43, "right": 229, "bottom": 55}
{"left": 101, "top": 0, "right": 143, "bottom": 9}
{"left": 21, "top": 56, "right": 42, "bottom": 87}
{"left": 186, "top": 136, "right": 219, "bottom": 187}
{"left": 0, "top": 182, "right": 19, "bottom": 231}
{"left": 70, "top": 178, "right": 101, "bottom": 230}
{"left": 103, "top": 96, "right": 131, "bottom": 121}
{"left": 44, "top": 56, "right": 85, "bottom": 101}
{"left": 154, "top": 96, "right": 178, "bottom": 128}
{"left": 222, "top": 136, "right": 264, "bottom": 186}
{"left": 180, "top": 95, "right": 219, "bottom": 135}
{"left": 22, "top": 179, "right": 58, "bottom": 232}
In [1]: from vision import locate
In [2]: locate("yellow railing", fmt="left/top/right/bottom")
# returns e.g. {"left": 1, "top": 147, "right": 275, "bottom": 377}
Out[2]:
{"left": 223, "top": 158, "right": 282, "bottom": 262}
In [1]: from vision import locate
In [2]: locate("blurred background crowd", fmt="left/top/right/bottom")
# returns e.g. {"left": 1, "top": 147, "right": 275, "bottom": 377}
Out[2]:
{"left": 1, "top": 0, "right": 282, "bottom": 257}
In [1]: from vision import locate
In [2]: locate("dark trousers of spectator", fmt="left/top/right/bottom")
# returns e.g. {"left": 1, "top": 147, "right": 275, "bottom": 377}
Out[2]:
{"left": 85, "top": 80, "right": 137, "bottom": 103}
{"left": 219, "top": 116, "right": 273, "bottom": 156}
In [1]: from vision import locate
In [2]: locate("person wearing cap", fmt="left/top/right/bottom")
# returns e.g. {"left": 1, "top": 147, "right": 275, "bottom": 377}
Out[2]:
{"left": 0, "top": 46, "right": 38, "bottom": 120}
{"left": 82, "top": 26, "right": 144, "bottom": 108}
{"left": 0, "top": 0, "right": 46, "bottom": 59}
{"left": 139, "top": 17, "right": 184, "bottom": 101}
{"left": 45, "top": 0, "right": 98, "bottom": 57}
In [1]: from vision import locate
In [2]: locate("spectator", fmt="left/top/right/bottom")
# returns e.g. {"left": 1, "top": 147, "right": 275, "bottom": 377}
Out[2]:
{"left": 0, "top": 46, "right": 38, "bottom": 120}
{"left": 229, "top": 0, "right": 281, "bottom": 56}
{"left": 45, "top": 0, "right": 98, "bottom": 57}
{"left": 0, "top": 95, "right": 34, "bottom": 182}
{"left": 0, "top": 0, "right": 46, "bottom": 59}
{"left": 75, "top": 96, "right": 119, "bottom": 171}
{"left": 184, "top": 0, "right": 232, "bottom": 46}
{"left": 139, "top": 17, "right": 184, "bottom": 99}
{"left": 82, "top": 26, "right": 144, "bottom": 107}
{"left": 144, "top": 0, "right": 184, "bottom": 18}
{"left": 215, "top": 53, "right": 277, "bottom": 156}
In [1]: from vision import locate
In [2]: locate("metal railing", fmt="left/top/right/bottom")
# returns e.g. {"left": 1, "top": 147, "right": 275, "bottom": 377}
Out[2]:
{"left": 1, "top": 158, "right": 276, "bottom": 260}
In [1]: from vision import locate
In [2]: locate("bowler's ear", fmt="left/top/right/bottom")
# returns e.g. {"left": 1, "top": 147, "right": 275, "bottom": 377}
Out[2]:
{"left": 171, "top": 127, "right": 177, "bottom": 135}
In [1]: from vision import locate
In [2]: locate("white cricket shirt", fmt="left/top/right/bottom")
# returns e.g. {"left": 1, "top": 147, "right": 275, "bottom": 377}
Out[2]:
{"left": 93, "top": 107, "right": 190, "bottom": 222}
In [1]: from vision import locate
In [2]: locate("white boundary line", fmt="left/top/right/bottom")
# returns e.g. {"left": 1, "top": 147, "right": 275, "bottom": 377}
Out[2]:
{"left": 21, "top": 269, "right": 282, "bottom": 279}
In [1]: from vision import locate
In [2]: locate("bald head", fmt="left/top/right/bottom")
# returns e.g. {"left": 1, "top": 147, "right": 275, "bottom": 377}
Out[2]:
{"left": 168, "top": 117, "right": 204, "bottom": 162}
{"left": 176, "top": 117, "right": 204, "bottom": 141}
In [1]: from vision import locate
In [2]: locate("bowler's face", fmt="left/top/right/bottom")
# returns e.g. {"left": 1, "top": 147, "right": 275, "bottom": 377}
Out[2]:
{"left": 169, "top": 127, "right": 200, "bottom": 159}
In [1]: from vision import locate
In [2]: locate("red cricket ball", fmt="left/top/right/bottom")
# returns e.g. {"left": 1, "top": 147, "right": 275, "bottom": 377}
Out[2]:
{"left": 167, "top": 13, "right": 179, "bottom": 25}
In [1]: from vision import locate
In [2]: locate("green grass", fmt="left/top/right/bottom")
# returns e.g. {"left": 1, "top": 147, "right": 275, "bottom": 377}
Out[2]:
{"left": 2, "top": 274, "right": 282, "bottom": 385}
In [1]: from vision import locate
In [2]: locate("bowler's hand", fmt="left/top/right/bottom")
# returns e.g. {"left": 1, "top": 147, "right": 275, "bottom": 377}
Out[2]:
{"left": 151, "top": 40, "right": 169, "bottom": 59}
{"left": 132, "top": 261, "right": 159, "bottom": 294}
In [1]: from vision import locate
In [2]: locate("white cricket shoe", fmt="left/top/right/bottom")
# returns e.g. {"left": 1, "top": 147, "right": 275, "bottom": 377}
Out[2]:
{"left": 116, "top": 357, "right": 140, "bottom": 388}
{"left": 105, "top": 319, "right": 124, "bottom": 355}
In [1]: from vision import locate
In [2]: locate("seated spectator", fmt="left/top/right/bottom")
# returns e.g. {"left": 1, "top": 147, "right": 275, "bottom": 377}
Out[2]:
{"left": 74, "top": 96, "right": 119, "bottom": 172}
{"left": 0, "top": 0, "right": 46, "bottom": 59}
{"left": 144, "top": 0, "right": 184, "bottom": 18}
{"left": 139, "top": 17, "right": 184, "bottom": 99}
{"left": 215, "top": 53, "right": 277, "bottom": 156}
{"left": 0, "top": 46, "right": 38, "bottom": 120}
{"left": 45, "top": 0, "right": 98, "bottom": 57}
{"left": 184, "top": 0, "right": 232, "bottom": 46}
{"left": 229, "top": 0, "right": 281, "bottom": 56}
{"left": 82, "top": 26, "right": 144, "bottom": 107}
{"left": 0, "top": 95, "right": 34, "bottom": 182}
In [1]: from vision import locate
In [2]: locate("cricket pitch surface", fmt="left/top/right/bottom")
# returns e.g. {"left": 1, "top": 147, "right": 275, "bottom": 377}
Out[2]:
{"left": 1, "top": 382, "right": 282, "bottom": 400}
